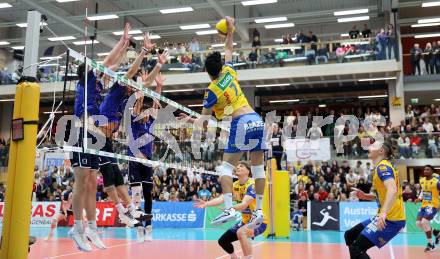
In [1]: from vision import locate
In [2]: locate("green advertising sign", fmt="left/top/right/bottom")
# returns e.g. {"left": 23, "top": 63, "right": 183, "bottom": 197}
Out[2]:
{"left": 205, "top": 205, "right": 240, "bottom": 230}
{"left": 405, "top": 203, "right": 440, "bottom": 232}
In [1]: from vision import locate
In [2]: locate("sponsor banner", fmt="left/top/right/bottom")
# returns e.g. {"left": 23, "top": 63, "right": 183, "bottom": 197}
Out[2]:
{"left": 205, "top": 205, "right": 240, "bottom": 230}
{"left": 339, "top": 202, "right": 378, "bottom": 231}
{"left": 151, "top": 202, "right": 204, "bottom": 228}
{"left": 404, "top": 202, "right": 440, "bottom": 232}
{"left": 67, "top": 202, "right": 118, "bottom": 227}
{"left": 285, "top": 138, "right": 331, "bottom": 161}
{"left": 0, "top": 202, "right": 60, "bottom": 227}
{"left": 310, "top": 201, "right": 340, "bottom": 231}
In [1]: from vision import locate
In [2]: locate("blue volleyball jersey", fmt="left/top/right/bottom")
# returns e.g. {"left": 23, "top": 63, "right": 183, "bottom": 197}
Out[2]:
{"left": 128, "top": 115, "right": 155, "bottom": 159}
{"left": 74, "top": 70, "right": 103, "bottom": 118}
{"left": 99, "top": 82, "right": 126, "bottom": 124}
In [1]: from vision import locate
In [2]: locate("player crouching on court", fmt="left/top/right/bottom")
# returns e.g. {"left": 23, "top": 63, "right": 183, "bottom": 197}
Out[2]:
{"left": 194, "top": 162, "right": 267, "bottom": 259}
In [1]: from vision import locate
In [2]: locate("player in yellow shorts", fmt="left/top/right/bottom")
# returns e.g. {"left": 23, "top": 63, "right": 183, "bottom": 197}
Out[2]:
{"left": 416, "top": 165, "right": 440, "bottom": 252}
{"left": 180, "top": 16, "right": 266, "bottom": 229}
{"left": 194, "top": 162, "right": 267, "bottom": 259}
{"left": 345, "top": 142, "right": 406, "bottom": 259}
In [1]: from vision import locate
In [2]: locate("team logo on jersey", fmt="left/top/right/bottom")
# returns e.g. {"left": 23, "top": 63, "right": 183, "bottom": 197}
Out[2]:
{"left": 217, "top": 72, "right": 233, "bottom": 91}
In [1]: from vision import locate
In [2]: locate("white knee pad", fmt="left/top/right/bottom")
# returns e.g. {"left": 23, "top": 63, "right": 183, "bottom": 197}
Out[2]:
{"left": 251, "top": 165, "right": 266, "bottom": 179}
{"left": 218, "top": 161, "right": 234, "bottom": 178}
{"left": 421, "top": 218, "right": 431, "bottom": 231}
{"left": 131, "top": 186, "right": 143, "bottom": 207}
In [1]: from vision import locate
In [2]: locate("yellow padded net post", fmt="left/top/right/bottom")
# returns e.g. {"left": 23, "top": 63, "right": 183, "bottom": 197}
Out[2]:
{"left": 0, "top": 81, "right": 40, "bottom": 259}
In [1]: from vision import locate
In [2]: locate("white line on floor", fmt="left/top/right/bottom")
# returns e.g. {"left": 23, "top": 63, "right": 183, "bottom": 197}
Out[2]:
{"left": 214, "top": 242, "right": 264, "bottom": 259}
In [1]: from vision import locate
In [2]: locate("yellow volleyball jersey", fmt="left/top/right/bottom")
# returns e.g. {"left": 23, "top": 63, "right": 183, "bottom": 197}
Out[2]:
{"left": 203, "top": 63, "right": 249, "bottom": 120}
{"left": 420, "top": 177, "right": 440, "bottom": 208}
{"left": 372, "top": 159, "right": 406, "bottom": 221}
{"left": 232, "top": 178, "right": 268, "bottom": 224}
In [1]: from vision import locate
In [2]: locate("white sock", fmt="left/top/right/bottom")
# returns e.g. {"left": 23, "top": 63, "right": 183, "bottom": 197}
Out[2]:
{"left": 224, "top": 193, "right": 233, "bottom": 209}
{"left": 428, "top": 238, "right": 432, "bottom": 244}
{"left": 88, "top": 220, "right": 97, "bottom": 230}
{"left": 116, "top": 203, "right": 126, "bottom": 215}
{"left": 256, "top": 194, "right": 263, "bottom": 210}
{"left": 74, "top": 220, "right": 84, "bottom": 233}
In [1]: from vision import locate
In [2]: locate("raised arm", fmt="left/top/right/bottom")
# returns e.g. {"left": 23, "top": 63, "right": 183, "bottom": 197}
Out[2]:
{"left": 141, "top": 51, "right": 168, "bottom": 87}
{"left": 126, "top": 32, "right": 157, "bottom": 79}
{"left": 103, "top": 23, "right": 131, "bottom": 67}
{"left": 224, "top": 16, "right": 235, "bottom": 63}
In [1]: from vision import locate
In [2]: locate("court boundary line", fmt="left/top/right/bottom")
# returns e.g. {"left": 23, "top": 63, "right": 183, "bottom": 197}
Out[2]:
{"left": 44, "top": 242, "right": 131, "bottom": 259}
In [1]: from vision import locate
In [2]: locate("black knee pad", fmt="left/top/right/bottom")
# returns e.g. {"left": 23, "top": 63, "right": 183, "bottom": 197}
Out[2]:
{"left": 344, "top": 223, "right": 365, "bottom": 246}
{"left": 218, "top": 230, "right": 238, "bottom": 254}
{"left": 100, "top": 163, "right": 115, "bottom": 187}
{"left": 349, "top": 244, "right": 370, "bottom": 259}
{"left": 112, "top": 164, "right": 125, "bottom": 187}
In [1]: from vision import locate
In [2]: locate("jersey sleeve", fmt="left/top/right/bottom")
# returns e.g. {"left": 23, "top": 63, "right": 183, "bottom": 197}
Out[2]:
{"left": 377, "top": 164, "right": 395, "bottom": 182}
{"left": 203, "top": 89, "right": 217, "bottom": 108}
{"left": 437, "top": 180, "right": 440, "bottom": 191}
{"left": 245, "top": 184, "right": 256, "bottom": 199}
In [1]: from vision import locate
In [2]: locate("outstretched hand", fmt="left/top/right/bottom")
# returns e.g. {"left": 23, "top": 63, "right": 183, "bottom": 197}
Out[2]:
{"left": 155, "top": 72, "right": 165, "bottom": 86}
{"left": 140, "top": 69, "right": 149, "bottom": 82}
{"left": 193, "top": 199, "right": 207, "bottom": 209}
{"left": 225, "top": 16, "right": 235, "bottom": 31}
{"left": 143, "top": 32, "right": 156, "bottom": 50}
{"left": 123, "top": 23, "right": 131, "bottom": 41}
{"left": 157, "top": 51, "right": 169, "bottom": 65}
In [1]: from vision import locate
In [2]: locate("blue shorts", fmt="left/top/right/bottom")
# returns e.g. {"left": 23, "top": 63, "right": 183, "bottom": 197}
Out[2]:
{"left": 417, "top": 206, "right": 438, "bottom": 220}
{"left": 360, "top": 217, "right": 405, "bottom": 248}
{"left": 225, "top": 113, "right": 267, "bottom": 153}
{"left": 230, "top": 221, "right": 267, "bottom": 237}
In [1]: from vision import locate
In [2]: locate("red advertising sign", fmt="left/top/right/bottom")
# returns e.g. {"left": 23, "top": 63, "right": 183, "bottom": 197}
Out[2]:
{"left": 67, "top": 202, "right": 118, "bottom": 227}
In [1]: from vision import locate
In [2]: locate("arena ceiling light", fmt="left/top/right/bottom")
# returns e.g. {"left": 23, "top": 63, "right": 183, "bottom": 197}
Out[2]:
{"left": 180, "top": 24, "right": 210, "bottom": 30}
{"left": 40, "top": 56, "right": 63, "bottom": 60}
{"left": 334, "top": 9, "right": 369, "bottom": 16}
{"left": 113, "top": 30, "right": 142, "bottom": 35}
{"left": 48, "top": 36, "right": 76, "bottom": 41}
{"left": 422, "top": 1, "right": 440, "bottom": 7}
{"left": 0, "top": 3, "right": 12, "bottom": 8}
{"left": 211, "top": 43, "right": 237, "bottom": 48}
{"left": 97, "top": 52, "right": 111, "bottom": 56}
{"left": 337, "top": 16, "right": 369, "bottom": 23}
{"left": 11, "top": 46, "right": 24, "bottom": 50}
{"left": 196, "top": 30, "right": 218, "bottom": 35}
{"left": 274, "top": 39, "right": 283, "bottom": 43}
{"left": 358, "top": 77, "right": 397, "bottom": 82}
{"left": 434, "top": 98, "right": 440, "bottom": 101}
{"left": 264, "top": 23, "right": 295, "bottom": 29}
{"left": 358, "top": 95, "right": 388, "bottom": 99}
{"left": 133, "top": 35, "right": 161, "bottom": 40}
{"left": 319, "top": 104, "right": 327, "bottom": 108}
{"left": 16, "top": 22, "right": 48, "bottom": 28}
{"left": 163, "top": 88, "right": 194, "bottom": 93}
{"left": 160, "top": 7, "right": 194, "bottom": 14}
{"left": 418, "top": 17, "right": 440, "bottom": 23}
{"left": 0, "top": 99, "right": 14, "bottom": 102}
{"left": 167, "top": 68, "right": 191, "bottom": 71}
{"left": 0, "top": 41, "right": 10, "bottom": 45}
{"left": 340, "top": 33, "right": 349, "bottom": 37}
{"left": 256, "top": 83, "right": 290, "bottom": 88}
{"left": 269, "top": 99, "right": 300, "bottom": 103}
{"left": 415, "top": 33, "right": 440, "bottom": 38}
{"left": 188, "top": 104, "right": 204, "bottom": 107}
{"left": 242, "top": 0, "right": 277, "bottom": 6}
{"left": 411, "top": 22, "right": 440, "bottom": 27}
{"left": 87, "top": 14, "right": 119, "bottom": 21}
{"left": 73, "top": 40, "right": 100, "bottom": 45}
{"left": 255, "top": 17, "right": 287, "bottom": 24}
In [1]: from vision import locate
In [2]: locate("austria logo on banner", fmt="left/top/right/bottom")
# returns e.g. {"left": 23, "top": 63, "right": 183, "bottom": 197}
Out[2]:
{"left": 67, "top": 202, "right": 118, "bottom": 227}
{"left": 0, "top": 202, "right": 60, "bottom": 227}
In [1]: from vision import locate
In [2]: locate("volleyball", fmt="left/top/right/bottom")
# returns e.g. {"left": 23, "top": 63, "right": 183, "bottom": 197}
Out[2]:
{"left": 216, "top": 18, "right": 234, "bottom": 35}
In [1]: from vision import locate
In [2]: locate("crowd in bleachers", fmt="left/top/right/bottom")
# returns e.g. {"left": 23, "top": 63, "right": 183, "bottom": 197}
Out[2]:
{"left": 409, "top": 41, "right": 440, "bottom": 75}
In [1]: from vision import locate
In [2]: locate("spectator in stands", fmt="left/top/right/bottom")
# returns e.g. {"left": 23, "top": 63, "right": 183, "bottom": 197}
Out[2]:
{"left": 376, "top": 28, "right": 387, "bottom": 60}
{"left": 281, "top": 35, "right": 289, "bottom": 45}
{"left": 315, "top": 47, "right": 329, "bottom": 64}
{"left": 297, "top": 30, "right": 309, "bottom": 43}
{"left": 423, "top": 118, "right": 434, "bottom": 133}
{"left": 307, "top": 122, "right": 323, "bottom": 139}
{"left": 427, "top": 133, "right": 439, "bottom": 157}
{"left": 397, "top": 133, "right": 411, "bottom": 158}
{"left": 317, "top": 186, "right": 328, "bottom": 201}
{"left": 424, "top": 42, "right": 435, "bottom": 74}
{"left": 162, "top": 186, "right": 170, "bottom": 201}
{"left": 197, "top": 183, "right": 211, "bottom": 201}
{"left": 362, "top": 24, "right": 371, "bottom": 38}
{"left": 248, "top": 47, "right": 258, "bottom": 69}
{"left": 402, "top": 185, "right": 416, "bottom": 202}
{"left": 298, "top": 169, "right": 309, "bottom": 185}
{"left": 336, "top": 45, "right": 346, "bottom": 63}
{"left": 252, "top": 35, "right": 261, "bottom": 48}
{"left": 36, "top": 180, "right": 48, "bottom": 201}
{"left": 189, "top": 37, "right": 200, "bottom": 53}
{"left": 349, "top": 25, "right": 360, "bottom": 39}
{"left": 410, "top": 132, "right": 421, "bottom": 156}
{"left": 435, "top": 40, "right": 440, "bottom": 73}
{"left": 346, "top": 169, "right": 359, "bottom": 189}
{"left": 271, "top": 123, "right": 284, "bottom": 169}
{"left": 410, "top": 43, "right": 422, "bottom": 75}
{"left": 387, "top": 24, "right": 397, "bottom": 59}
